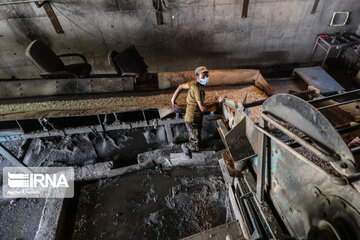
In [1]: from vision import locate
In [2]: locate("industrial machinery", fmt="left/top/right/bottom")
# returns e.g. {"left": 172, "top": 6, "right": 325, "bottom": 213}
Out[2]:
{"left": 1, "top": 60, "right": 359, "bottom": 239}
{"left": 218, "top": 86, "right": 360, "bottom": 239}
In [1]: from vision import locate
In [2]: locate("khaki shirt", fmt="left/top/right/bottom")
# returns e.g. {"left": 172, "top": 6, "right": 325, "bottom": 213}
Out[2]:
{"left": 185, "top": 80, "right": 205, "bottom": 122}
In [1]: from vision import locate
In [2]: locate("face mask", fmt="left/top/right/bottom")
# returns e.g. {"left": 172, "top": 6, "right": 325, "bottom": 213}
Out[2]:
{"left": 200, "top": 77, "right": 209, "bottom": 85}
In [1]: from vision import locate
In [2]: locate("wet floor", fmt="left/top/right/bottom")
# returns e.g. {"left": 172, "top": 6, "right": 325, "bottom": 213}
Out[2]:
{"left": 71, "top": 166, "right": 229, "bottom": 240}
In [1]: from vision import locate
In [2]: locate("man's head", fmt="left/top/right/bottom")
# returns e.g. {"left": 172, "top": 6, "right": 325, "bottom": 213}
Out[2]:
{"left": 195, "top": 66, "right": 209, "bottom": 85}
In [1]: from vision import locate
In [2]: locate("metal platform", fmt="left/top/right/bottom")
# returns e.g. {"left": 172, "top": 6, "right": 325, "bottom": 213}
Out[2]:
{"left": 292, "top": 66, "right": 344, "bottom": 94}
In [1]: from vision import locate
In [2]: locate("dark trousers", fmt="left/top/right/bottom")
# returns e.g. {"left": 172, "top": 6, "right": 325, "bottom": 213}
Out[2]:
{"left": 185, "top": 121, "right": 202, "bottom": 151}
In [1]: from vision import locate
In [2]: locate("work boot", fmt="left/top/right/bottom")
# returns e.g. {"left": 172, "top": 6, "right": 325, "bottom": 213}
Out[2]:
{"left": 186, "top": 142, "right": 200, "bottom": 152}
{"left": 181, "top": 143, "right": 192, "bottom": 159}
{"left": 189, "top": 146, "right": 200, "bottom": 152}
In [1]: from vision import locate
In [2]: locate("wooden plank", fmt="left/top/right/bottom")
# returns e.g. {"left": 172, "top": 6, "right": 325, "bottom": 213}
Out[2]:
{"left": 242, "top": 0, "right": 249, "bottom": 18}
{"left": 311, "top": 0, "right": 320, "bottom": 14}
{"left": 42, "top": 2, "right": 64, "bottom": 34}
{"left": 228, "top": 184, "right": 250, "bottom": 238}
{"left": 217, "top": 119, "right": 229, "bottom": 138}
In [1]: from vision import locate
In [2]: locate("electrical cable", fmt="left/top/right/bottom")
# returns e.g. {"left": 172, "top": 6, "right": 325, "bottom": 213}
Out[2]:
{"left": 50, "top": 1, "right": 184, "bottom": 48}
{"left": 52, "top": 2, "right": 154, "bottom": 44}
{"left": 162, "top": 0, "right": 169, "bottom": 9}
{"left": 51, "top": 2, "right": 117, "bottom": 42}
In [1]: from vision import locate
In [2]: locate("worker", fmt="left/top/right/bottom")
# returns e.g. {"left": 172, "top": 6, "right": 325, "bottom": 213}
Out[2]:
{"left": 171, "top": 66, "right": 223, "bottom": 158}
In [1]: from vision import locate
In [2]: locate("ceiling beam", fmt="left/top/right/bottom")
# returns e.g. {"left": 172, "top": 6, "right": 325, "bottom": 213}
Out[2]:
{"left": 36, "top": 1, "right": 65, "bottom": 34}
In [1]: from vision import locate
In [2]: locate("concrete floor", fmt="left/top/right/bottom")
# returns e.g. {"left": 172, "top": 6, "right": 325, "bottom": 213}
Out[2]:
{"left": 0, "top": 198, "right": 45, "bottom": 240}
{"left": 69, "top": 166, "right": 229, "bottom": 240}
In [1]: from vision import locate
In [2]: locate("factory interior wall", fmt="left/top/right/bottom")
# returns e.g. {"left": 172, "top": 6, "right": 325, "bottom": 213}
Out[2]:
{"left": 0, "top": 0, "right": 359, "bottom": 79}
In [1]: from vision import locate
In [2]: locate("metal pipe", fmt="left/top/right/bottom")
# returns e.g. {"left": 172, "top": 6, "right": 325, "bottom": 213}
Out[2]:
{"left": 308, "top": 89, "right": 360, "bottom": 104}
{"left": 336, "top": 123, "right": 360, "bottom": 134}
{"left": 244, "top": 90, "right": 316, "bottom": 108}
{"left": 317, "top": 98, "right": 360, "bottom": 110}
{"left": 0, "top": 118, "right": 187, "bottom": 142}
{"left": 347, "top": 172, "right": 360, "bottom": 182}
{"left": 242, "top": 176, "right": 276, "bottom": 239}
{"left": 228, "top": 184, "right": 251, "bottom": 239}
{"left": 235, "top": 179, "right": 262, "bottom": 239}
{"left": 261, "top": 113, "right": 336, "bottom": 162}
{"left": 253, "top": 124, "right": 337, "bottom": 177}
{"left": 351, "top": 146, "right": 360, "bottom": 154}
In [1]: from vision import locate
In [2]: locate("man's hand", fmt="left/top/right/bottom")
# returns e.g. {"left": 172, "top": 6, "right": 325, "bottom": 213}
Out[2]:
{"left": 217, "top": 95, "right": 225, "bottom": 103}
{"left": 348, "top": 137, "right": 360, "bottom": 147}
{"left": 171, "top": 83, "right": 189, "bottom": 108}
{"left": 171, "top": 99, "right": 177, "bottom": 107}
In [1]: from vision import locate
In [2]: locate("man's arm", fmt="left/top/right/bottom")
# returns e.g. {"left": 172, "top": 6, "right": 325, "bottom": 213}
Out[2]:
{"left": 197, "top": 96, "right": 224, "bottom": 112}
{"left": 171, "top": 83, "right": 189, "bottom": 107}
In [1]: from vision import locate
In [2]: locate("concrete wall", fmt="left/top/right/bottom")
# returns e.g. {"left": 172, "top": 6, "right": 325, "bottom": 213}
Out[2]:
{"left": 0, "top": 0, "right": 359, "bottom": 78}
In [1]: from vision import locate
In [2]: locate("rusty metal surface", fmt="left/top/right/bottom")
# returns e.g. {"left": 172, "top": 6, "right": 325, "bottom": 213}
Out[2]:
{"left": 219, "top": 92, "right": 360, "bottom": 240}
{"left": 262, "top": 113, "right": 337, "bottom": 163}
{"left": 224, "top": 114, "right": 255, "bottom": 171}
{"left": 247, "top": 123, "right": 360, "bottom": 239}
{"left": 267, "top": 139, "right": 360, "bottom": 239}
{"left": 220, "top": 98, "right": 262, "bottom": 157}
{"left": 262, "top": 94, "right": 355, "bottom": 176}
{"left": 221, "top": 150, "right": 243, "bottom": 178}
{"left": 314, "top": 101, "right": 359, "bottom": 129}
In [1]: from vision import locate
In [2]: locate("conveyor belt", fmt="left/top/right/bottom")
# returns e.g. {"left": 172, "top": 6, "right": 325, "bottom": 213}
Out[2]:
{"left": 0, "top": 85, "right": 267, "bottom": 121}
